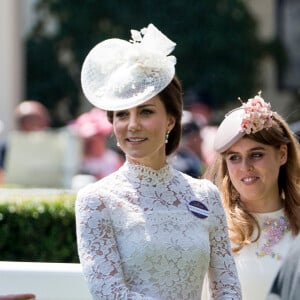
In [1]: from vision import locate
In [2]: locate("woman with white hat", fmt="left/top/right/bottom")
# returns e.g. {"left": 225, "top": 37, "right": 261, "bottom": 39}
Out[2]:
{"left": 75, "top": 23, "right": 241, "bottom": 299}
{"left": 204, "top": 93, "right": 300, "bottom": 300}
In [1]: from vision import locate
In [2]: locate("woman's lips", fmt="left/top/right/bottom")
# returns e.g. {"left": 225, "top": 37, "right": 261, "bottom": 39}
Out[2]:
{"left": 241, "top": 176, "right": 258, "bottom": 184}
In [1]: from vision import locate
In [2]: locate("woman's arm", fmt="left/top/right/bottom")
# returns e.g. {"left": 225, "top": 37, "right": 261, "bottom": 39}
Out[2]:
{"left": 75, "top": 185, "right": 156, "bottom": 300}
{"left": 206, "top": 182, "right": 241, "bottom": 300}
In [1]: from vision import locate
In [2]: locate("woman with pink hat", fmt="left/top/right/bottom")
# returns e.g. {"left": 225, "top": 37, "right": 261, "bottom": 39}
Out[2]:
{"left": 204, "top": 93, "right": 300, "bottom": 299}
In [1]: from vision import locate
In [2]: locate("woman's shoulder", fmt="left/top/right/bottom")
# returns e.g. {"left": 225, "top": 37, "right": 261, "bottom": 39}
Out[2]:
{"left": 174, "top": 171, "right": 225, "bottom": 219}
{"left": 179, "top": 170, "right": 219, "bottom": 193}
{"left": 173, "top": 169, "right": 221, "bottom": 203}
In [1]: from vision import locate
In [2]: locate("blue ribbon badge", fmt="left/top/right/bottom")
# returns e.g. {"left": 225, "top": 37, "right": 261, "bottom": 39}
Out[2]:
{"left": 188, "top": 200, "right": 209, "bottom": 219}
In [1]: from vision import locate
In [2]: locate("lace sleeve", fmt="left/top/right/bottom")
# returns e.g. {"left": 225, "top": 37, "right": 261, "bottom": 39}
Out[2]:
{"left": 205, "top": 181, "right": 242, "bottom": 299}
{"left": 75, "top": 185, "right": 157, "bottom": 300}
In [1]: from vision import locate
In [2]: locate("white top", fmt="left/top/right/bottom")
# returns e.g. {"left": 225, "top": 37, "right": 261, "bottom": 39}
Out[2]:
{"left": 233, "top": 209, "right": 294, "bottom": 300}
{"left": 76, "top": 161, "right": 241, "bottom": 299}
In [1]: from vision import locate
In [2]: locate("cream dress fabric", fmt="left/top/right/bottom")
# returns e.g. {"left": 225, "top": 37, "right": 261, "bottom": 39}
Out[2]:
{"left": 233, "top": 209, "right": 294, "bottom": 300}
{"left": 202, "top": 209, "right": 294, "bottom": 300}
{"left": 76, "top": 161, "right": 241, "bottom": 299}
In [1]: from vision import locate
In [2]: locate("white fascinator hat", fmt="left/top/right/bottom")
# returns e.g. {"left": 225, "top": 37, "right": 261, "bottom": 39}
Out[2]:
{"left": 81, "top": 23, "right": 177, "bottom": 111}
{"left": 214, "top": 92, "right": 273, "bottom": 153}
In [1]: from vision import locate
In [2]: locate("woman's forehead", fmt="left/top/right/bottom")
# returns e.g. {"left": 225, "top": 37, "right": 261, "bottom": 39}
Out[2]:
{"left": 227, "top": 138, "right": 268, "bottom": 153}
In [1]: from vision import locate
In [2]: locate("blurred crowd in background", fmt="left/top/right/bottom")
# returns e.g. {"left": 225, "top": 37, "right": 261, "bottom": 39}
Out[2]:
{"left": 0, "top": 94, "right": 220, "bottom": 190}
{"left": 0, "top": 94, "right": 299, "bottom": 191}
{"left": 0, "top": 89, "right": 300, "bottom": 190}
{"left": 1, "top": 0, "right": 300, "bottom": 191}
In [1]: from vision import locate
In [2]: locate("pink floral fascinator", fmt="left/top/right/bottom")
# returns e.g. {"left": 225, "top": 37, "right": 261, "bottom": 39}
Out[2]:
{"left": 81, "top": 23, "right": 176, "bottom": 111}
{"left": 214, "top": 92, "right": 273, "bottom": 153}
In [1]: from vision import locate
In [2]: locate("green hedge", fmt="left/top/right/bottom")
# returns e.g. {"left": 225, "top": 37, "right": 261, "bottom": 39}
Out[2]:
{"left": 0, "top": 189, "right": 79, "bottom": 263}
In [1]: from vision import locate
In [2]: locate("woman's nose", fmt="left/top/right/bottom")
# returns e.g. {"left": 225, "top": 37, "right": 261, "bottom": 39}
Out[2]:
{"left": 128, "top": 115, "right": 140, "bottom": 131}
{"left": 241, "top": 158, "right": 254, "bottom": 172}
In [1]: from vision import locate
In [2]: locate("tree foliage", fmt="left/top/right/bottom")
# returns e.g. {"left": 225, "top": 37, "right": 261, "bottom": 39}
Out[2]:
{"left": 25, "top": 0, "right": 279, "bottom": 125}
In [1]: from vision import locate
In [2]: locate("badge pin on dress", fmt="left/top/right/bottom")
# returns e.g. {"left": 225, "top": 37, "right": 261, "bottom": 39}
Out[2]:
{"left": 188, "top": 200, "right": 209, "bottom": 219}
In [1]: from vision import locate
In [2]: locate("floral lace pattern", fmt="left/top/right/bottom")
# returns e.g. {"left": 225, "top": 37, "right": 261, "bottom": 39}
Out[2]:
{"left": 76, "top": 161, "right": 241, "bottom": 299}
{"left": 256, "top": 215, "right": 291, "bottom": 260}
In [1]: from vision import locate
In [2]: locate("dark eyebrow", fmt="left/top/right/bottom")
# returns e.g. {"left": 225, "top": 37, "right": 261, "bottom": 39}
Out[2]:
{"left": 226, "top": 146, "right": 266, "bottom": 155}
{"left": 116, "top": 103, "right": 156, "bottom": 113}
{"left": 137, "top": 103, "right": 156, "bottom": 109}
{"left": 116, "top": 103, "right": 156, "bottom": 114}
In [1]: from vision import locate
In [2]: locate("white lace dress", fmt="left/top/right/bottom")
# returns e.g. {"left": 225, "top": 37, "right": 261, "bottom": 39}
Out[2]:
{"left": 76, "top": 161, "right": 241, "bottom": 299}
{"left": 233, "top": 209, "right": 295, "bottom": 300}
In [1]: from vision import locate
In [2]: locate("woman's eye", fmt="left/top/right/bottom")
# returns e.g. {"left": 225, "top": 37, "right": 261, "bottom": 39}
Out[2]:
{"left": 251, "top": 152, "right": 263, "bottom": 159}
{"left": 115, "top": 111, "right": 128, "bottom": 119}
{"left": 228, "top": 155, "right": 240, "bottom": 162}
{"left": 140, "top": 109, "right": 154, "bottom": 116}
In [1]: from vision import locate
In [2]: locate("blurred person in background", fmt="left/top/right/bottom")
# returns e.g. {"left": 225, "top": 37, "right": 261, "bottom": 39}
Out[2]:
{"left": 169, "top": 110, "right": 205, "bottom": 178}
{"left": 0, "top": 100, "right": 50, "bottom": 179}
{"left": 14, "top": 100, "right": 50, "bottom": 132}
{"left": 200, "top": 124, "right": 218, "bottom": 166}
{"left": 204, "top": 92, "right": 300, "bottom": 300}
{"left": 0, "top": 100, "right": 50, "bottom": 184}
{"left": 71, "top": 108, "right": 124, "bottom": 189}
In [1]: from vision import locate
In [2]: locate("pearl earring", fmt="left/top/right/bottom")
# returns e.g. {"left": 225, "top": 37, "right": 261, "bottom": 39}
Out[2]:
{"left": 165, "top": 130, "right": 170, "bottom": 144}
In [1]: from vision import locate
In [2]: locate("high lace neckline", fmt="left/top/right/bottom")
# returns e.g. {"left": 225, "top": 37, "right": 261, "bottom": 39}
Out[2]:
{"left": 120, "top": 160, "right": 174, "bottom": 186}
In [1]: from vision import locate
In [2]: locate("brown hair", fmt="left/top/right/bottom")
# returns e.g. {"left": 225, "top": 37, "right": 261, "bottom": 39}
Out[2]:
{"left": 204, "top": 112, "right": 300, "bottom": 252}
{"left": 107, "top": 75, "right": 183, "bottom": 156}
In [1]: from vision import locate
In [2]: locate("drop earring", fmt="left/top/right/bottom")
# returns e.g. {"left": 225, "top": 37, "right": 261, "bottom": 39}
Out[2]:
{"left": 165, "top": 130, "right": 170, "bottom": 144}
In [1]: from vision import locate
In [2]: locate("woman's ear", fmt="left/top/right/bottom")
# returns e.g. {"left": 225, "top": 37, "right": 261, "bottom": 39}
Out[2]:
{"left": 279, "top": 144, "right": 288, "bottom": 165}
{"left": 167, "top": 115, "right": 176, "bottom": 132}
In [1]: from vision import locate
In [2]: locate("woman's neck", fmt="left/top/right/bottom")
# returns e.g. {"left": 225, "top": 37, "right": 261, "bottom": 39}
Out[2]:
{"left": 243, "top": 197, "right": 284, "bottom": 213}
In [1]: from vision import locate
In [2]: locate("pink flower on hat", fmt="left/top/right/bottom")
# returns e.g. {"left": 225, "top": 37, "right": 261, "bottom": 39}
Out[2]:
{"left": 240, "top": 92, "right": 273, "bottom": 134}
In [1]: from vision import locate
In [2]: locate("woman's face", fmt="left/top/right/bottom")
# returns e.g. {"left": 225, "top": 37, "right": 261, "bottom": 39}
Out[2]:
{"left": 113, "top": 96, "right": 175, "bottom": 169}
{"left": 224, "top": 137, "right": 287, "bottom": 212}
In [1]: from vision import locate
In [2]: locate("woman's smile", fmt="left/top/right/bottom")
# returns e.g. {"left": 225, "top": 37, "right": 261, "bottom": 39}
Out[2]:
{"left": 241, "top": 175, "right": 259, "bottom": 185}
{"left": 126, "top": 137, "right": 147, "bottom": 144}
